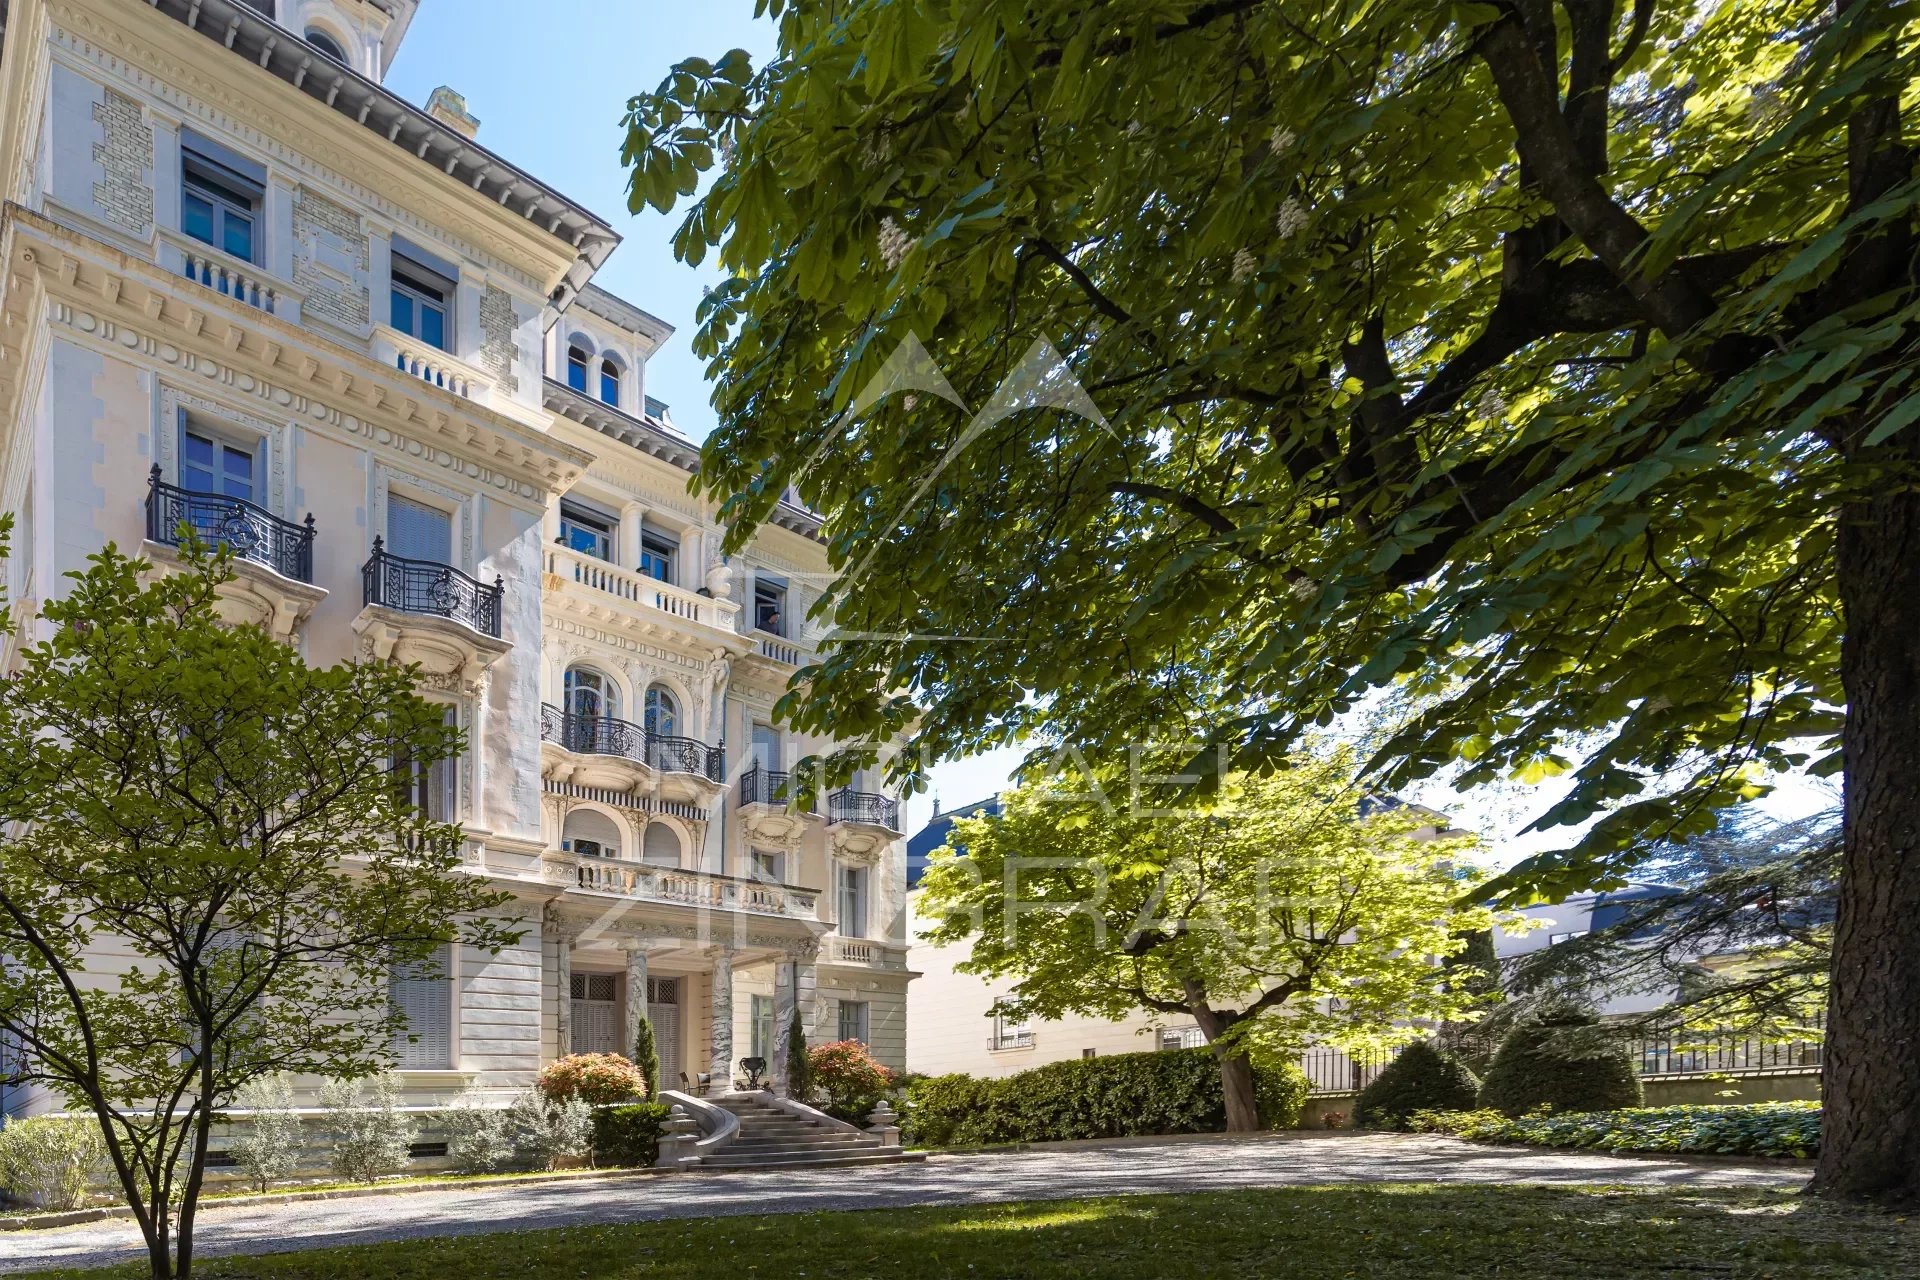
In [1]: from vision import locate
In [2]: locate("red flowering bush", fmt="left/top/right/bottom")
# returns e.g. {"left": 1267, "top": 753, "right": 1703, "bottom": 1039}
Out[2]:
{"left": 807, "top": 1040, "right": 894, "bottom": 1122}
{"left": 536, "top": 1053, "right": 647, "bottom": 1105}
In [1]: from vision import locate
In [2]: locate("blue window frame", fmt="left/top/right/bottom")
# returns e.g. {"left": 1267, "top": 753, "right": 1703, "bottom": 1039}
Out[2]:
{"left": 182, "top": 161, "right": 258, "bottom": 264}
{"left": 567, "top": 347, "right": 590, "bottom": 392}
{"left": 600, "top": 363, "right": 621, "bottom": 406}
{"left": 391, "top": 255, "right": 452, "bottom": 351}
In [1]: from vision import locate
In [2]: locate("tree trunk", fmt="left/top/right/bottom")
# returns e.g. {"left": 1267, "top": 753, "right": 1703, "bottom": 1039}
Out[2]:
{"left": 1216, "top": 1049, "right": 1262, "bottom": 1133}
{"left": 1816, "top": 482, "right": 1920, "bottom": 1205}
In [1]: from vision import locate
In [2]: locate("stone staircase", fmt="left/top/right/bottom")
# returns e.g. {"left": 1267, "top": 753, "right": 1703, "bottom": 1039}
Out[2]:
{"left": 692, "top": 1094, "right": 924, "bottom": 1171}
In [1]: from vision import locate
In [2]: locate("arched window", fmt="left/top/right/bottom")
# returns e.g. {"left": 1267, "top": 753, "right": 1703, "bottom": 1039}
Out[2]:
{"left": 567, "top": 345, "right": 591, "bottom": 393}
{"left": 644, "top": 685, "right": 678, "bottom": 738}
{"left": 562, "top": 808, "right": 622, "bottom": 860}
{"left": 642, "top": 823, "right": 681, "bottom": 867}
{"left": 305, "top": 28, "right": 348, "bottom": 62}
{"left": 564, "top": 667, "right": 616, "bottom": 721}
{"left": 600, "top": 358, "right": 622, "bottom": 407}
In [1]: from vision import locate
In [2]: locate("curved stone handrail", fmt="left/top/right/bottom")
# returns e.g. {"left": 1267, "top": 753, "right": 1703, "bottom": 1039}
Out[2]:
{"left": 658, "top": 1089, "right": 740, "bottom": 1156}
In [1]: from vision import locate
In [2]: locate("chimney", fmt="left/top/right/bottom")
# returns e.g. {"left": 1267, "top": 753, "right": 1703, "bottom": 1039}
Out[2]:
{"left": 426, "top": 86, "right": 480, "bottom": 140}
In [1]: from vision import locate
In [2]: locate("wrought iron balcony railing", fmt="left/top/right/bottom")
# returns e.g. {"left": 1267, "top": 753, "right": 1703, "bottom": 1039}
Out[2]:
{"left": 828, "top": 788, "right": 901, "bottom": 831}
{"left": 540, "top": 705, "right": 725, "bottom": 781}
{"left": 362, "top": 538, "right": 504, "bottom": 639}
{"left": 147, "top": 467, "right": 315, "bottom": 582}
{"left": 740, "top": 763, "right": 792, "bottom": 808}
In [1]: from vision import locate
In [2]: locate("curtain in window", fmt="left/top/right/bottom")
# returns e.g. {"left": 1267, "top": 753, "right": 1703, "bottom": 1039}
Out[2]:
{"left": 387, "top": 494, "right": 453, "bottom": 564}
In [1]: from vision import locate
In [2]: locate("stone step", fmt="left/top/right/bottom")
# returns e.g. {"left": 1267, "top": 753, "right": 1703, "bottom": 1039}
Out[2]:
{"left": 696, "top": 1149, "right": 925, "bottom": 1171}
{"left": 720, "top": 1141, "right": 880, "bottom": 1160}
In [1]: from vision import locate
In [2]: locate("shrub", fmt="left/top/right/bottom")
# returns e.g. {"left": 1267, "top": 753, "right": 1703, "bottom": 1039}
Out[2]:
{"left": 318, "top": 1076, "right": 413, "bottom": 1184}
{"left": 1476, "top": 1006, "right": 1643, "bottom": 1117}
{"left": 785, "top": 1009, "right": 812, "bottom": 1101}
{"left": 631, "top": 1017, "right": 661, "bottom": 1100}
{"left": 509, "top": 1089, "right": 594, "bottom": 1170}
{"left": 442, "top": 1093, "right": 516, "bottom": 1174}
{"left": 536, "top": 1053, "right": 647, "bottom": 1106}
{"left": 1410, "top": 1102, "right": 1821, "bottom": 1159}
{"left": 808, "top": 1040, "right": 894, "bottom": 1123}
{"left": 228, "top": 1075, "right": 304, "bottom": 1192}
{"left": 904, "top": 1048, "right": 1309, "bottom": 1148}
{"left": 590, "top": 1102, "right": 672, "bottom": 1168}
{"left": 1354, "top": 1042, "right": 1481, "bottom": 1130}
{"left": 0, "top": 1115, "right": 105, "bottom": 1210}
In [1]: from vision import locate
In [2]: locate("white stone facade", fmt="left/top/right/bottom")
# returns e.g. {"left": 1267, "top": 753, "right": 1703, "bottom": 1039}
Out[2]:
{"left": 0, "top": 0, "right": 911, "bottom": 1117}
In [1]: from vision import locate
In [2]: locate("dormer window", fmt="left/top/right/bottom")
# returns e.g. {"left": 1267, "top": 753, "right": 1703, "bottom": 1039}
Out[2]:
{"left": 600, "top": 360, "right": 622, "bottom": 407}
{"left": 181, "top": 133, "right": 263, "bottom": 264}
{"left": 567, "top": 346, "right": 591, "bottom": 393}
{"left": 754, "top": 575, "right": 787, "bottom": 636}
{"left": 305, "top": 29, "right": 349, "bottom": 63}
{"left": 391, "top": 243, "right": 455, "bottom": 352}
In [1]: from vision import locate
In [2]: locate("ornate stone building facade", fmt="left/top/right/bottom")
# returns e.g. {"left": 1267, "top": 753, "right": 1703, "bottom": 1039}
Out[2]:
{"left": 0, "top": 0, "right": 910, "bottom": 1114}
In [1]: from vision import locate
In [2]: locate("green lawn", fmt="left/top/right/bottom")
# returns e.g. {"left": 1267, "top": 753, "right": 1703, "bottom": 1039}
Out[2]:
{"left": 23, "top": 1184, "right": 1918, "bottom": 1279}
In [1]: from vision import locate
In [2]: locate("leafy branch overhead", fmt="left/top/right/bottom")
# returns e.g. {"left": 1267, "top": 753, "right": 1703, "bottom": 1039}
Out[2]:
{"left": 623, "top": 1, "right": 1911, "bottom": 906}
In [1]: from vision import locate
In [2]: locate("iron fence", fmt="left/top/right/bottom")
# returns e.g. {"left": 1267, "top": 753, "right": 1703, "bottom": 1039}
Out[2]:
{"left": 362, "top": 539, "right": 503, "bottom": 638}
{"left": 147, "top": 467, "right": 314, "bottom": 582}
{"left": 539, "top": 705, "right": 724, "bottom": 781}
{"left": 740, "top": 764, "right": 792, "bottom": 807}
{"left": 829, "top": 788, "right": 901, "bottom": 830}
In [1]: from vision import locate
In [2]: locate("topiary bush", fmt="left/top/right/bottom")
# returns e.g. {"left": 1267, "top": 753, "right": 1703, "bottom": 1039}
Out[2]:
{"left": 1476, "top": 1006, "right": 1643, "bottom": 1117}
{"left": 589, "top": 1102, "right": 672, "bottom": 1168}
{"left": 1409, "top": 1101, "right": 1820, "bottom": 1159}
{"left": 536, "top": 1053, "right": 647, "bottom": 1106}
{"left": 1354, "top": 1042, "right": 1480, "bottom": 1129}
{"left": 903, "top": 1048, "right": 1309, "bottom": 1148}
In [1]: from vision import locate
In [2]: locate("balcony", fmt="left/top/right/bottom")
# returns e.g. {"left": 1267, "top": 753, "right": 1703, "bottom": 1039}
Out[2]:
{"left": 157, "top": 228, "right": 304, "bottom": 324}
{"left": 559, "top": 853, "right": 820, "bottom": 922}
{"left": 738, "top": 763, "right": 814, "bottom": 847}
{"left": 371, "top": 325, "right": 491, "bottom": 402}
{"left": 540, "top": 703, "right": 725, "bottom": 798}
{"left": 824, "top": 937, "right": 912, "bottom": 970}
{"left": 826, "top": 787, "right": 903, "bottom": 860}
{"left": 143, "top": 468, "right": 325, "bottom": 640}
{"left": 752, "top": 631, "right": 803, "bottom": 666}
{"left": 353, "top": 540, "right": 510, "bottom": 691}
{"left": 543, "top": 544, "right": 743, "bottom": 640}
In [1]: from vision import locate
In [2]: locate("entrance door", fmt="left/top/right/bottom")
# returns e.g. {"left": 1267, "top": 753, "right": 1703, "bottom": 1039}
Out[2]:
{"left": 648, "top": 977, "right": 681, "bottom": 1085}
{"left": 569, "top": 972, "right": 619, "bottom": 1056}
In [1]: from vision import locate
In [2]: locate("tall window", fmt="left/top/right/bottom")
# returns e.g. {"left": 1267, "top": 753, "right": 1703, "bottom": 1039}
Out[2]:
{"left": 638, "top": 525, "right": 677, "bottom": 583}
{"left": 395, "top": 705, "right": 458, "bottom": 821}
{"left": 600, "top": 360, "right": 622, "bottom": 407}
{"left": 837, "top": 1000, "right": 869, "bottom": 1045}
{"left": 559, "top": 502, "right": 615, "bottom": 561}
{"left": 750, "top": 995, "right": 775, "bottom": 1061}
{"left": 391, "top": 250, "right": 453, "bottom": 351}
{"left": 643, "top": 685, "right": 678, "bottom": 738}
{"left": 181, "top": 425, "right": 256, "bottom": 502}
{"left": 564, "top": 668, "right": 614, "bottom": 721}
{"left": 390, "top": 945, "right": 453, "bottom": 1070}
{"left": 837, "top": 863, "right": 869, "bottom": 939}
{"left": 993, "top": 1009, "right": 1034, "bottom": 1050}
{"left": 386, "top": 493, "right": 453, "bottom": 564}
{"left": 181, "top": 137, "right": 262, "bottom": 264}
{"left": 641, "top": 823, "right": 681, "bottom": 867}
{"left": 754, "top": 575, "right": 787, "bottom": 636}
{"left": 751, "top": 723, "right": 780, "bottom": 772}
{"left": 567, "top": 346, "right": 591, "bottom": 392}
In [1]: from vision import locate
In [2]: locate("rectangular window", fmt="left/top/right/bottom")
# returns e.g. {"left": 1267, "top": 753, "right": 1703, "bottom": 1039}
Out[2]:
{"left": 1159, "top": 1026, "right": 1205, "bottom": 1051}
{"left": 180, "top": 425, "right": 257, "bottom": 503}
{"left": 601, "top": 365, "right": 622, "bottom": 407}
{"left": 750, "top": 994, "right": 775, "bottom": 1061}
{"left": 837, "top": 863, "right": 869, "bottom": 940}
{"left": 1082, "top": 1048, "right": 1097, "bottom": 1060}
{"left": 638, "top": 524, "right": 678, "bottom": 583}
{"left": 395, "top": 705, "right": 458, "bottom": 822}
{"left": 751, "top": 849, "right": 784, "bottom": 883}
{"left": 391, "top": 945, "right": 453, "bottom": 1070}
{"left": 390, "top": 245, "right": 455, "bottom": 351}
{"left": 750, "top": 724, "right": 780, "bottom": 773}
{"left": 559, "top": 502, "right": 615, "bottom": 562}
{"left": 1548, "top": 930, "right": 1589, "bottom": 946}
{"left": 837, "top": 1000, "right": 869, "bottom": 1045}
{"left": 181, "top": 133, "right": 263, "bottom": 265}
{"left": 754, "top": 575, "right": 787, "bottom": 636}
{"left": 387, "top": 493, "right": 454, "bottom": 565}
{"left": 993, "top": 1010, "right": 1034, "bottom": 1051}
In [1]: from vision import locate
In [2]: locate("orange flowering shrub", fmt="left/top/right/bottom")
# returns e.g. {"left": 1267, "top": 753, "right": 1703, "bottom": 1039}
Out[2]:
{"left": 536, "top": 1052, "right": 647, "bottom": 1105}
{"left": 807, "top": 1039, "right": 894, "bottom": 1120}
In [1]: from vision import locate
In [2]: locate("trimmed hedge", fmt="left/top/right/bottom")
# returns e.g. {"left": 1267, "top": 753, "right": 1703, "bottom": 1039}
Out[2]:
{"left": 1476, "top": 1007, "right": 1642, "bottom": 1117}
{"left": 1409, "top": 1102, "right": 1820, "bottom": 1159}
{"left": 1355, "top": 1042, "right": 1480, "bottom": 1129}
{"left": 904, "top": 1048, "right": 1308, "bottom": 1147}
{"left": 589, "top": 1102, "right": 672, "bottom": 1168}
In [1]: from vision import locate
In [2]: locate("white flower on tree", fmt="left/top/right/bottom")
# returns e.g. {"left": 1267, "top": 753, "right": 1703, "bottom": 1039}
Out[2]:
{"left": 1232, "top": 248, "right": 1259, "bottom": 283}
{"left": 878, "top": 217, "right": 912, "bottom": 270}
{"left": 1273, "top": 198, "right": 1309, "bottom": 239}
{"left": 1476, "top": 387, "right": 1509, "bottom": 422}
{"left": 1269, "top": 125, "right": 1296, "bottom": 155}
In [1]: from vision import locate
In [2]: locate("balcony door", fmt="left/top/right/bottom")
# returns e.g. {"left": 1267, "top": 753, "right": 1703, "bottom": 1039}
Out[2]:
{"left": 647, "top": 978, "right": 680, "bottom": 1081}
{"left": 181, "top": 426, "right": 257, "bottom": 503}
{"left": 388, "top": 494, "right": 452, "bottom": 565}
{"left": 569, "top": 972, "right": 620, "bottom": 1056}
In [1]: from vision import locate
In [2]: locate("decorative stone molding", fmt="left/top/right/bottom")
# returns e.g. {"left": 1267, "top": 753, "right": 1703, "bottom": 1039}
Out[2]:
{"left": 156, "top": 381, "right": 291, "bottom": 516}
{"left": 90, "top": 87, "right": 153, "bottom": 235}
{"left": 292, "top": 185, "right": 371, "bottom": 332}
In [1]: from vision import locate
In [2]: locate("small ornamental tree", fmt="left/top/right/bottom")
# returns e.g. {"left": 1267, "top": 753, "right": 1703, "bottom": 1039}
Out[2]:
{"left": 807, "top": 1040, "right": 893, "bottom": 1121}
{"left": 785, "top": 1007, "right": 812, "bottom": 1101}
{"left": 227, "top": 1075, "right": 304, "bottom": 1193}
{"left": 631, "top": 1016, "right": 662, "bottom": 1100}
{"left": 0, "top": 542, "right": 515, "bottom": 1278}
{"left": 318, "top": 1076, "right": 413, "bottom": 1184}
{"left": 536, "top": 1053, "right": 647, "bottom": 1105}
{"left": 1478, "top": 1006, "right": 1645, "bottom": 1117}
{"left": 1354, "top": 1042, "right": 1482, "bottom": 1130}
{"left": 920, "top": 756, "right": 1516, "bottom": 1130}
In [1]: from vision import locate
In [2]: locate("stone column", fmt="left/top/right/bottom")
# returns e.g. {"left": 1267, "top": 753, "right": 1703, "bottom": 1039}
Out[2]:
{"left": 619, "top": 501, "right": 646, "bottom": 574}
{"left": 547, "top": 908, "right": 574, "bottom": 1060}
{"left": 623, "top": 942, "right": 650, "bottom": 1064}
{"left": 708, "top": 948, "right": 734, "bottom": 1090}
{"left": 770, "top": 958, "right": 797, "bottom": 1096}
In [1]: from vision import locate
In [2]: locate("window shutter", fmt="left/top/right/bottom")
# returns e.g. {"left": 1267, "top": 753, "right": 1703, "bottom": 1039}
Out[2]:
{"left": 387, "top": 495, "right": 453, "bottom": 564}
{"left": 390, "top": 945, "right": 452, "bottom": 1069}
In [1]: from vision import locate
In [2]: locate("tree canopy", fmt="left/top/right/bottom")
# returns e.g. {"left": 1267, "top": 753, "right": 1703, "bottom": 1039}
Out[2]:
{"left": 0, "top": 543, "right": 515, "bottom": 1279}
{"left": 624, "top": 0, "right": 1920, "bottom": 1201}
{"left": 917, "top": 755, "right": 1511, "bottom": 1129}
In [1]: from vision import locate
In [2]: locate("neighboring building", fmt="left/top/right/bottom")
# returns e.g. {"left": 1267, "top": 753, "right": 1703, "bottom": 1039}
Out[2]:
{"left": 1494, "top": 883, "right": 1685, "bottom": 1016}
{"left": 0, "top": 0, "right": 909, "bottom": 1117}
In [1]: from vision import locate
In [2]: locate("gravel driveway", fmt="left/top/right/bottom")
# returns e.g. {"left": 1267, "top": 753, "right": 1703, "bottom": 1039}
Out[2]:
{"left": 2, "top": 1133, "right": 1810, "bottom": 1275}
